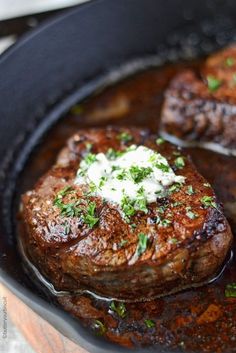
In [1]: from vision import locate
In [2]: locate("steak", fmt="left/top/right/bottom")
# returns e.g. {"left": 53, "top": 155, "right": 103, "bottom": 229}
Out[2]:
{"left": 161, "top": 46, "right": 236, "bottom": 154}
{"left": 21, "top": 127, "right": 232, "bottom": 301}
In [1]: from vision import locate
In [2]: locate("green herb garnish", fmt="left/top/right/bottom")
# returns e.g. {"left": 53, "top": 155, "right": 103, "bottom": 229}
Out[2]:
{"left": 119, "top": 239, "right": 128, "bottom": 248}
{"left": 201, "top": 195, "right": 217, "bottom": 209}
{"left": 156, "top": 137, "right": 165, "bottom": 145}
{"left": 144, "top": 319, "right": 155, "bottom": 328}
{"left": 174, "top": 156, "right": 185, "bottom": 169}
{"left": 116, "top": 169, "right": 128, "bottom": 181}
{"left": 54, "top": 198, "right": 82, "bottom": 217}
{"left": 225, "top": 283, "right": 236, "bottom": 298}
{"left": 83, "top": 201, "right": 99, "bottom": 228}
{"left": 85, "top": 142, "right": 93, "bottom": 152}
{"left": 54, "top": 186, "right": 74, "bottom": 200}
{"left": 54, "top": 188, "right": 99, "bottom": 228}
{"left": 157, "top": 205, "right": 167, "bottom": 214}
{"left": 99, "top": 176, "right": 107, "bottom": 188}
{"left": 137, "top": 233, "right": 148, "bottom": 256}
{"left": 207, "top": 75, "right": 222, "bottom": 92}
{"left": 94, "top": 320, "right": 106, "bottom": 335}
{"left": 121, "top": 195, "right": 136, "bottom": 220}
{"left": 106, "top": 148, "right": 124, "bottom": 160}
{"left": 118, "top": 132, "right": 133, "bottom": 143}
{"left": 172, "top": 201, "right": 183, "bottom": 207}
{"left": 89, "top": 182, "right": 97, "bottom": 193}
{"left": 186, "top": 210, "right": 198, "bottom": 219}
{"left": 110, "top": 301, "right": 127, "bottom": 318}
{"left": 169, "top": 238, "right": 178, "bottom": 244}
{"left": 84, "top": 153, "right": 97, "bottom": 165}
{"left": 169, "top": 183, "right": 182, "bottom": 194}
{"left": 160, "top": 219, "right": 172, "bottom": 227}
{"left": 225, "top": 57, "right": 235, "bottom": 67}
{"left": 186, "top": 185, "right": 195, "bottom": 195}
{"left": 135, "top": 198, "right": 148, "bottom": 214}
{"left": 155, "top": 162, "right": 170, "bottom": 173}
{"left": 129, "top": 166, "right": 153, "bottom": 183}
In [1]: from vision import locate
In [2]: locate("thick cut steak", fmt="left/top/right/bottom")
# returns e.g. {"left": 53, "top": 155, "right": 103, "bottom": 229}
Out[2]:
{"left": 21, "top": 127, "right": 232, "bottom": 301}
{"left": 161, "top": 46, "right": 236, "bottom": 153}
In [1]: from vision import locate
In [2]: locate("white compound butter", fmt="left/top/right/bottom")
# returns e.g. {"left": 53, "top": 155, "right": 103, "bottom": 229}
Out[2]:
{"left": 75, "top": 145, "right": 185, "bottom": 207}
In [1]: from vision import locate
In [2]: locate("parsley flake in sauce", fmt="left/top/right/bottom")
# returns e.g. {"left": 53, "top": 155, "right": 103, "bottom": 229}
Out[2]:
{"left": 225, "top": 283, "right": 236, "bottom": 298}
{"left": 137, "top": 233, "right": 148, "bottom": 256}
{"left": 207, "top": 75, "right": 222, "bottom": 92}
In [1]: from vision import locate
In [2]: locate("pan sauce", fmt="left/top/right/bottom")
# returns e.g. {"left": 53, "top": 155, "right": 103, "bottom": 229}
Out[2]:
{"left": 18, "top": 60, "right": 236, "bottom": 352}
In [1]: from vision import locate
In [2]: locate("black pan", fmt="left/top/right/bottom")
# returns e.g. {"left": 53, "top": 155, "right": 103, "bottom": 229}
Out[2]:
{"left": 0, "top": 0, "right": 236, "bottom": 352}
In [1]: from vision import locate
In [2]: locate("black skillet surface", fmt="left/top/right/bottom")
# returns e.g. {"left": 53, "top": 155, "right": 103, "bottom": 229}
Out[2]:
{"left": 1, "top": 0, "right": 236, "bottom": 352}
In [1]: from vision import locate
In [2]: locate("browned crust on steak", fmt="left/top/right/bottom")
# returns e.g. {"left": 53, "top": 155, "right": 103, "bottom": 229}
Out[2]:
{"left": 161, "top": 46, "right": 236, "bottom": 151}
{"left": 21, "top": 127, "right": 232, "bottom": 301}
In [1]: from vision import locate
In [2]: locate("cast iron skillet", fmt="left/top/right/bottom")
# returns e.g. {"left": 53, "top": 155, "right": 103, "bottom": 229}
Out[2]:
{"left": 1, "top": 0, "right": 236, "bottom": 352}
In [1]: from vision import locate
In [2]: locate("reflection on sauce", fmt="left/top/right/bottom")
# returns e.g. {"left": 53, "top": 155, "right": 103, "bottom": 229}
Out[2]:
{"left": 18, "top": 60, "right": 236, "bottom": 352}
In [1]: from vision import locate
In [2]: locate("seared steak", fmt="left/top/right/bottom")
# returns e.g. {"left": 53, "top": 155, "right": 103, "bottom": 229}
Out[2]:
{"left": 161, "top": 46, "right": 236, "bottom": 153}
{"left": 21, "top": 127, "right": 232, "bottom": 301}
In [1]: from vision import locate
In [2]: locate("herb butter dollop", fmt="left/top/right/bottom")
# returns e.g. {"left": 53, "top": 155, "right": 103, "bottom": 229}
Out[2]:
{"left": 75, "top": 145, "right": 185, "bottom": 211}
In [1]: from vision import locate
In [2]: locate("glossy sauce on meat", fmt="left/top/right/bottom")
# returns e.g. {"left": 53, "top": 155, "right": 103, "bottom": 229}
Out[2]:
{"left": 18, "top": 60, "right": 236, "bottom": 352}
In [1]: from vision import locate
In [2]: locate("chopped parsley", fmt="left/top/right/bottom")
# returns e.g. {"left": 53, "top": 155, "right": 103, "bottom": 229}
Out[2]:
{"left": 129, "top": 166, "right": 153, "bottom": 183}
{"left": 225, "top": 57, "right": 235, "bottom": 67}
{"left": 174, "top": 156, "right": 185, "bottom": 169}
{"left": 157, "top": 205, "right": 167, "bottom": 214}
{"left": 135, "top": 197, "right": 148, "bottom": 214}
{"left": 121, "top": 195, "right": 136, "bottom": 220}
{"left": 207, "top": 75, "right": 222, "bottom": 92}
{"left": 55, "top": 199, "right": 82, "bottom": 218}
{"left": 186, "top": 209, "right": 198, "bottom": 219}
{"left": 156, "top": 137, "right": 165, "bottom": 145}
{"left": 121, "top": 189, "right": 149, "bottom": 220}
{"left": 94, "top": 320, "right": 106, "bottom": 335}
{"left": 136, "top": 188, "right": 148, "bottom": 213}
{"left": 137, "top": 233, "right": 148, "bottom": 256}
{"left": 131, "top": 223, "right": 137, "bottom": 229}
{"left": 169, "top": 183, "right": 182, "bottom": 194}
{"left": 144, "top": 319, "right": 155, "bottom": 328}
{"left": 232, "top": 73, "right": 236, "bottom": 85}
{"left": 54, "top": 188, "right": 99, "bottom": 228}
{"left": 169, "top": 238, "right": 178, "bottom": 244}
{"left": 118, "top": 132, "right": 133, "bottom": 143}
{"left": 99, "top": 176, "right": 107, "bottom": 188}
{"left": 119, "top": 239, "right": 128, "bottom": 248}
{"left": 201, "top": 195, "right": 217, "bottom": 209}
{"left": 83, "top": 201, "right": 99, "bottom": 228}
{"left": 84, "top": 153, "right": 97, "bottom": 165}
{"left": 172, "top": 201, "right": 183, "bottom": 207}
{"left": 173, "top": 151, "right": 181, "bottom": 156}
{"left": 116, "top": 169, "right": 128, "bottom": 181}
{"left": 156, "top": 162, "right": 170, "bottom": 173}
{"left": 106, "top": 148, "right": 124, "bottom": 160}
{"left": 89, "top": 181, "right": 97, "bottom": 193}
{"left": 85, "top": 142, "right": 93, "bottom": 152}
{"left": 225, "top": 283, "right": 236, "bottom": 298}
{"left": 186, "top": 185, "right": 195, "bottom": 195}
{"left": 160, "top": 219, "right": 172, "bottom": 227}
{"left": 54, "top": 186, "right": 74, "bottom": 200}
{"left": 110, "top": 301, "right": 127, "bottom": 318}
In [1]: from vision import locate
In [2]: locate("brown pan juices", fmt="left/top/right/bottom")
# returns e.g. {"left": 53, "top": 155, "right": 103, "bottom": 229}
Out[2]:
{"left": 18, "top": 59, "right": 236, "bottom": 352}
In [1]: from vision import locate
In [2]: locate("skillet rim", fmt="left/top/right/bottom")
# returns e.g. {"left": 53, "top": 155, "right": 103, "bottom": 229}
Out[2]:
{"left": 0, "top": 0, "right": 236, "bottom": 352}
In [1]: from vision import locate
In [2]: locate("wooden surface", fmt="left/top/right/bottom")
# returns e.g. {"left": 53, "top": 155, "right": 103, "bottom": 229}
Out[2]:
{"left": 0, "top": 283, "right": 88, "bottom": 353}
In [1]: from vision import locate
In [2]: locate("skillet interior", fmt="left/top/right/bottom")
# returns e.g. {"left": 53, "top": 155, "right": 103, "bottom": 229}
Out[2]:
{"left": 1, "top": 0, "right": 236, "bottom": 352}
